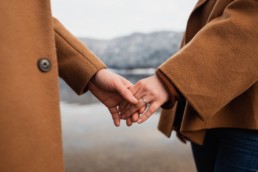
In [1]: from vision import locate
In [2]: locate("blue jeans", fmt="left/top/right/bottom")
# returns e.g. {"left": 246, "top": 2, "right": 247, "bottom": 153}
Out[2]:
{"left": 191, "top": 128, "right": 258, "bottom": 172}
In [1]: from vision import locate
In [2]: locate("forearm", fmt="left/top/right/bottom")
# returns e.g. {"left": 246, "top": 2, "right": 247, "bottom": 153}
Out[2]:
{"left": 53, "top": 18, "right": 106, "bottom": 95}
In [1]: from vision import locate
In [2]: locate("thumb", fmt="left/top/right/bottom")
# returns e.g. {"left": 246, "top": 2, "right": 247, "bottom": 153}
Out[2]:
{"left": 119, "top": 75, "right": 134, "bottom": 88}
{"left": 114, "top": 79, "right": 138, "bottom": 104}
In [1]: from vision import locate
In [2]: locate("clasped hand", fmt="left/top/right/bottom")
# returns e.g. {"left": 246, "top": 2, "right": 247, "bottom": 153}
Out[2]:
{"left": 89, "top": 69, "right": 170, "bottom": 127}
{"left": 119, "top": 75, "right": 170, "bottom": 126}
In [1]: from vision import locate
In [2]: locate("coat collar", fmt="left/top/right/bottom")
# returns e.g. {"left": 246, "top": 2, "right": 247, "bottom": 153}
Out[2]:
{"left": 182, "top": 0, "right": 207, "bottom": 44}
{"left": 193, "top": 0, "right": 207, "bottom": 11}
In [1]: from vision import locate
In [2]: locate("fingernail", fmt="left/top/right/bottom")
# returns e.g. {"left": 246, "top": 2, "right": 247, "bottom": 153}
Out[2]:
{"left": 114, "top": 122, "right": 120, "bottom": 127}
{"left": 137, "top": 119, "right": 143, "bottom": 124}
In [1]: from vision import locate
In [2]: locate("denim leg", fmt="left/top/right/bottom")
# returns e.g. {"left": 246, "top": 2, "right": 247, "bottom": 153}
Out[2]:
{"left": 191, "top": 130, "right": 220, "bottom": 172}
{"left": 214, "top": 129, "right": 258, "bottom": 172}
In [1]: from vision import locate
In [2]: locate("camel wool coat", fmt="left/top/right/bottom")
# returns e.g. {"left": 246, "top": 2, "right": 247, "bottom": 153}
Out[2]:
{"left": 0, "top": 1, "right": 105, "bottom": 172}
{"left": 158, "top": 0, "right": 258, "bottom": 145}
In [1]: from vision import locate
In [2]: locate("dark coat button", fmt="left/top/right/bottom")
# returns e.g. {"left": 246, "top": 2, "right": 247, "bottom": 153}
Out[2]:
{"left": 38, "top": 58, "right": 51, "bottom": 72}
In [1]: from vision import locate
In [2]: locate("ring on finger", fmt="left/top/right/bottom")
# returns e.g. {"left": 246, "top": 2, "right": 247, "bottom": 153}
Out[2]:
{"left": 141, "top": 97, "right": 148, "bottom": 105}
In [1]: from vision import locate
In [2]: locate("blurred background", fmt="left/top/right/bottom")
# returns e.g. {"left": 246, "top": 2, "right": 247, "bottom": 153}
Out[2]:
{"left": 52, "top": 0, "right": 197, "bottom": 171}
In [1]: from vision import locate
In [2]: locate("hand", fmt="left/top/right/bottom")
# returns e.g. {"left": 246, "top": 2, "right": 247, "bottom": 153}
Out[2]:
{"left": 121, "top": 75, "right": 169, "bottom": 124}
{"left": 88, "top": 69, "right": 138, "bottom": 127}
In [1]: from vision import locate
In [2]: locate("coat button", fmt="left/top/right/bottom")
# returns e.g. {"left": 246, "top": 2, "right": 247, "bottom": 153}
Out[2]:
{"left": 38, "top": 58, "right": 51, "bottom": 72}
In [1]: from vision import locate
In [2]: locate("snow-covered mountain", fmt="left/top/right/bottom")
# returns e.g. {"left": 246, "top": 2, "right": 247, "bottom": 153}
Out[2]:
{"left": 80, "top": 31, "right": 183, "bottom": 68}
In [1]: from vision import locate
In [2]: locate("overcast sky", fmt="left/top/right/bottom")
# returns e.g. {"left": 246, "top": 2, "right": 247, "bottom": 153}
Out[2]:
{"left": 51, "top": 0, "right": 197, "bottom": 39}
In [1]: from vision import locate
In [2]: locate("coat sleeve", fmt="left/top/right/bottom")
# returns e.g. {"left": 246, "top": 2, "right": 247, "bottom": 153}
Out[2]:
{"left": 158, "top": 0, "right": 258, "bottom": 120}
{"left": 53, "top": 18, "right": 106, "bottom": 95}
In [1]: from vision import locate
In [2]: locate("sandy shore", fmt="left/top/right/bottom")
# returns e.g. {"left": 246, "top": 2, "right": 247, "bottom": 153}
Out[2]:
{"left": 61, "top": 102, "right": 195, "bottom": 172}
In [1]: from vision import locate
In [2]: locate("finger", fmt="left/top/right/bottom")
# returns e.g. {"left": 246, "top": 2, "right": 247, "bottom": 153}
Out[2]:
{"left": 109, "top": 107, "right": 120, "bottom": 127}
{"left": 126, "top": 118, "right": 133, "bottom": 127}
{"left": 139, "top": 106, "right": 147, "bottom": 114}
{"left": 119, "top": 75, "right": 134, "bottom": 88}
{"left": 119, "top": 101, "right": 130, "bottom": 114}
{"left": 114, "top": 80, "right": 138, "bottom": 104}
{"left": 122, "top": 82, "right": 151, "bottom": 117}
{"left": 120, "top": 85, "right": 143, "bottom": 113}
{"left": 124, "top": 100, "right": 146, "bottom": 118}
{"left": 130, "top": 84, "right": 145, "bottom": 100}
{"left": 137, "top": 103, "right": 159, "bottom": 124}
{"left": 128, "top": 84, "right": 139, "bottom": 96}
{"left": 119, "top": 101, "right": 129, "bottom": 119}
{"left": 120, "top": 101, "right": 132, "bottom": 115}
{"left": 120, "top": 95, "right": 138, "bottom": 117}
{"left": 132, "top": 112, "right": 140, "bottom": 122}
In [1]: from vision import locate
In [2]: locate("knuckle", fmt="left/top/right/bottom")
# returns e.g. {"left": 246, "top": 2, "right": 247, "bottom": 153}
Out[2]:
{"left": 142, "top": 114, "right": 148, "bottom": 120}
{"left": 137, "top": 102, "right": 143, "bottom": 108}
{"left": 138, "top": 80, "right": 145, "bottom": 87}
{"left": 127, "top": 108, "right": 136, "bottom": 115}
{"left": 144, "top": 84, "right": 152, "bottom": 91}
{"left": 149, "top": 106, "right": 157, "bottom": 113}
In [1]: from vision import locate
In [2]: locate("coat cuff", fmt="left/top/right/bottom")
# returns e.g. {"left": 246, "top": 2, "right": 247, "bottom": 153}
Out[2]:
{"left": 156, "top": 70, "right": 183, "bottom": 109}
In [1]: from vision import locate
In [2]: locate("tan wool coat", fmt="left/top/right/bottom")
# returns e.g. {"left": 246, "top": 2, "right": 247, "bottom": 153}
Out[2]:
{"left": 158, "top": 0, "right": 258, "bottom": 145}
{"left": 0, "top": 1, "right": 105, "bottom": 172}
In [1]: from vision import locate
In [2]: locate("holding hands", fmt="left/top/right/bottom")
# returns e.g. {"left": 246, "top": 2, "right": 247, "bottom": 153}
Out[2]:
{"left": 120, "top": 75, "right": 170, "bottom": 126}
{"left": 89, "top": 69, "right": 176, "bottom": 127}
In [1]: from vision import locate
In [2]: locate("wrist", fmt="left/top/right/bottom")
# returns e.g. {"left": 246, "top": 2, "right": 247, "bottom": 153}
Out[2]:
{"left": 155, "top": 70, "right": 180, "bottom": 109}
{"left": 154, "top": 75, "right": 170, "bottom": 102}
{"left": 156, "top": 70, "right": 181, "bottom": 100}
{"left": 90, "top": 69, "right": 106, "bottom": 85}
